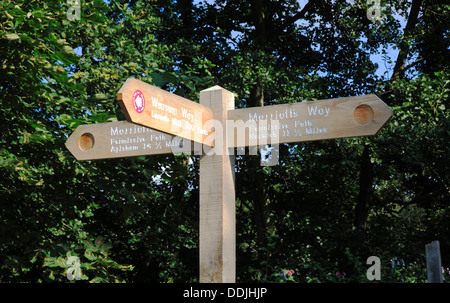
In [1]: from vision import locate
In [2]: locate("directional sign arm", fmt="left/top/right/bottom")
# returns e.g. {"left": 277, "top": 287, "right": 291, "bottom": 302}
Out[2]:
{"left": 117, "top": 78, "right": 214, "bottom": 146}
{"left": 65, "top": 121, "right": 192, "bottom": 161}
{"left": 226, "top": 94, "right": 392, "bottom": 147}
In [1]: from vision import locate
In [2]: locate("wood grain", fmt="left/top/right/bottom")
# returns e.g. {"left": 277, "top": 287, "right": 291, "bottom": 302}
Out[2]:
{"left": 199, "top": 86, "right": 236, "bottom": 283}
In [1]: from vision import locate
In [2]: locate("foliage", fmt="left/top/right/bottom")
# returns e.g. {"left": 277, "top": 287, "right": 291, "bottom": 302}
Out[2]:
{"left": 1, "top": 0, "right": 449, "bottom": 283}
{"left": 38, "top": 235, "right": 134, "bottom": 282}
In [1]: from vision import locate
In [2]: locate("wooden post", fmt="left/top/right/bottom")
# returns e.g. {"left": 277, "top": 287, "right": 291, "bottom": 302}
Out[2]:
{"left": 199, "top": 86, "right": 236, "bottom": 283}
{"left": 425, "top": 240, "right": 443, "bottom": 283}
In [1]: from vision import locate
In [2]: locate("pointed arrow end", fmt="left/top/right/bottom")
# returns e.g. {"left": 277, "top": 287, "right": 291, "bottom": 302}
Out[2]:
{"left": 65, "top": 126, "right": 95, "bottom": 161}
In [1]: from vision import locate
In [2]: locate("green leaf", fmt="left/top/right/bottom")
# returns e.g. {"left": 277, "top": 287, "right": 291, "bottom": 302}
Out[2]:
{"left": 5, "top": 33, "right": 20, "bottom": 41}
{"left": 94, "top": 93, "right": 107, "bottom": 100}
{"left": 5, "top": 11, "right": 14, "bottom": 19}
{"left": 18, "top": 34, "right": 32, "bottom": 42}
{"left": 84, "top": 249, "right": 97, "bottom": 261}
{"left": 63, "top": 45, "right": 75, "bottom": 55}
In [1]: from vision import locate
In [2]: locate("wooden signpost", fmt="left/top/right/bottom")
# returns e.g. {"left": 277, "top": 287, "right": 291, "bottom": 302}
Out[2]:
{"left": 66, "top": 78, "right": 392, "bottom": 283}
{"left": 198, "top": 86, "right": 236, "bottom": 283}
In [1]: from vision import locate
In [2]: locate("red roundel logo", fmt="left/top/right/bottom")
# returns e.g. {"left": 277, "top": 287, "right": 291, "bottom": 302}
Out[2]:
{"left": 132, "top": 90, "right": 145, "bottom": 113}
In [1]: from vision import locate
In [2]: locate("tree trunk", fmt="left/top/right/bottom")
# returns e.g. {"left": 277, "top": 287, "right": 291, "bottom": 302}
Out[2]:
{"left": 247, "top": 0, "right": 269, "bottom": 247}
{"left": 247, "top": 84, "right": 268, "bottom": 246}
{"left": 391, "top": 0, "right": 423, "bottom": 80}
{"left": 354, "top": 145, "right": 374, "bottom": 228}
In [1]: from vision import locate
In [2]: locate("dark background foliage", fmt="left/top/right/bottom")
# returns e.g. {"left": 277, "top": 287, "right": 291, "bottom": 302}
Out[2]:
{"left": 1, "top": 0, "right": 448, "bottom": 282}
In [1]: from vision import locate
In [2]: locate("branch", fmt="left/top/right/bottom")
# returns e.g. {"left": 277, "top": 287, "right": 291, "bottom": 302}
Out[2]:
{"left": 281, "top": 0, "right": 317, "bottom": 30}
{"left": 391, "top": 0, "right": 423, "bottom": 80}
{"left": 402, "top": 56, "right": 426, "bottom": 72}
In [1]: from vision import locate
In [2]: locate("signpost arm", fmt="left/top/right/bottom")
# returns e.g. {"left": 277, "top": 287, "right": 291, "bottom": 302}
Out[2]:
{"left": 199, "top": 86, "right": 236, "bottom": 283}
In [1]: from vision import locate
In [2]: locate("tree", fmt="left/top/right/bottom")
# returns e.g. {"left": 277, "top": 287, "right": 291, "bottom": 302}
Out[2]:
{"left": 1, "top": 0, "right": 448, "bottom": 283}
{"left": 190, "top": 0, "right": 449, "bottom": 282}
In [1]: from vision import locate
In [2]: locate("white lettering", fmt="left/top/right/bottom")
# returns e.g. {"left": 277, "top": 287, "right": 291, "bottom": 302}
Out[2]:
{"left": 151, "top": 96, "right": 177, "bottom": 115}
{"left": 294, "top": 120, "right": 312, "bottom": 127}
{"left": 248, "top": 108, "right": 298, "bottom": 121}
{"left": 151, "top": 110, "right": 169, "bottom": 122}
{"left": 183, "top": 287, "right": 217, "bottom": 300}
{"left": 151, "top": 134, "right": 166, "bottom": 141}
{"left": 366, "top": 256, "right": 381, "bottom": 280}
{"left": 227, "top": 288, "right": 267, "bottom": 300}
{"left": 110, "top": 145, "right": 139, "bottom": 153}
{"left": 306, "top": 127, "right": 327, "bottom": 135}
{"left": 111, "top": 125, "right": 151, "bottom": 136}
{"left": 308, "top": 106, "right": 330, "bottom": 117}
{"left": 181, "top": 107, "right": 194, "bottom": 124}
